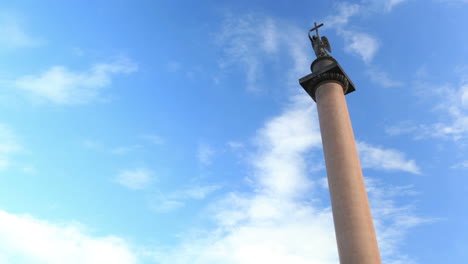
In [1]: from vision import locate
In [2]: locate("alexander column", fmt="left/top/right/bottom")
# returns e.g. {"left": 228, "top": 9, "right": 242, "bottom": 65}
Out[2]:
{"left": 299, "top": 23, "right": 382, "bottom": 264}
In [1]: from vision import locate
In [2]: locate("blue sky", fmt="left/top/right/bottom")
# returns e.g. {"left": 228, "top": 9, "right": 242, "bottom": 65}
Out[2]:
{"left": 0, "top": 0, "right": 467, "bottom": 263}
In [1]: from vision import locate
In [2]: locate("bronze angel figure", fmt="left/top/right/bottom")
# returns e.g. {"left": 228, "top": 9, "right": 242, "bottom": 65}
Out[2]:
{"left": 308, "top": 23, "right": 332, "bottom": 58}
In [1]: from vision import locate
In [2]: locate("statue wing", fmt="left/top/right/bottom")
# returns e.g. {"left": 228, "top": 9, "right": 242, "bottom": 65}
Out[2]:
{"left": 321, "top": 36, "right": 332, "bottom": 53}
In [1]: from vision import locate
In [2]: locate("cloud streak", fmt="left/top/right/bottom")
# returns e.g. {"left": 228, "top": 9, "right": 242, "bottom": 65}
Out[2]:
{"left": 197, "top": 143, "right": 215, "bottom": 165}
{"left": 367, "top": 68, "right": 404, "bottom": 88}
{"left": 15, "top": 58, "right": 137, "bottom": 104}
{"left": 150, "top": 185, "right": 222, "bottom": 212}
{"left": 325, "top": 2, "right": 379, "bottom": 63}
{"left": 115, "top": 168, "right": 154, "bottom": 190}
{"left": 357, "top": 141, "right": 421, "bottom": 174}
{"left": 325, "top": 0, "right": 410, "bottom": 63}
{"left": 0, "top": 13, "right": 41, "bottom": 49}
{"left": 387, "top": 72, "right": 468, "bottom": 141}
{"left": 216, "top": 15, "right": 279, "bottom": 91}
{"left": 0, "top": 124, "right": 22, "bottom": 171}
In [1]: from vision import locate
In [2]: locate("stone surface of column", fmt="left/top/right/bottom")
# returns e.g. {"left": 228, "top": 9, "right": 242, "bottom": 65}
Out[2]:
{"left": 315, "top": 80, "right": 381, "bottom": 264}
{"left": 300, "top": 55, "right": 382, "bottom": 264}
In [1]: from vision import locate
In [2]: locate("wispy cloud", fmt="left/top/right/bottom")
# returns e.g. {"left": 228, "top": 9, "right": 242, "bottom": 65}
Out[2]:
{"left": 0, "top": 13, "right": 41, "bottom": 49}
{"left": 343, "top": 31, "right": 380, "bottom": 63}
{"left": 325, "top": 0, "right": 409, "bottom": 63}
{"left": 451, "top": 160, "right": 468, "bottom": 169}
{"left": 0, "top": 124, "right": 22, "bottom": 171}
{"left": 197, "top": 143, "right": 215, "bottom": 165}
{"left": 366, "top": 179, "right": 431, "bottom": 263}
{"left": 84, "top": 134, "right": 162, "bottom": 155}
{"left": 115, "top": 168, "right": 154, "bottom": 190}
{"left": 325, "top": 2, "right": 379, "bottom": 63}
{"left": 226, "top": 141, "right": 244, "bottom": 150}
{"left": 180, "top": 185, "right": 222, "bottom": 199}
{"left": 384, "top": 0, "right": 410, "bottom": 11}
{"left": 388, "top": 70, "right": 468, "bottom": 141}
{"left": 150, "top": 185, "right": 221, "bottom": 212}
{"left": 216, "top": 13, "right": 313, "bottom": 93}
{"left": 111, "top": 145, "right": 141, "bottom": 155}
{"left": 15, "top": 58, "right": 137, "bottom": 104}
{"left": 435, "top": 0, "right": 468, "bottom": 4}
{"left": 367, "top": 68, "right": 404, "bottom": 88}
{"left": 326, "top": 2, "right": 361, "bottom": 28}
{"left": 141, "top": 134, "right": 164, "bottom": 145}
{"left": 216, "top": 14, "right": 279, "bottom": 91}
{"left": 83, "top": 139, "right": 101, "bottom": 149}
{"left": 357, "top": 141, "right": 421, "bottom": 174}
{"left": 428, "top": 81, "right": 468, "bottom": 140}
{"left": 0, "top": 210, "right": 137, "bottom": 264}
{"left": 363, "top": 0, "right": 411, "bottom": 12}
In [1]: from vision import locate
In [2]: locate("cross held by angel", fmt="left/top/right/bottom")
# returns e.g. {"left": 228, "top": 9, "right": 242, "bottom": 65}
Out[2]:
{"left": 309, "top": 22, "right": 332, "bottom": 58}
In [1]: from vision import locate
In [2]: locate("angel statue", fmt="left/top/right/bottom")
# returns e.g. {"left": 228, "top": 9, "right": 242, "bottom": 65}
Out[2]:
{"left": 308, "top": 22, "right": 332, "bottom": 58}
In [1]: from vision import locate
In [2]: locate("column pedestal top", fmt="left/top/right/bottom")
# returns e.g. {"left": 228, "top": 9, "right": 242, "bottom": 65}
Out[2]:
{"left": 299, "top": 57, "right": 356, "bottom": 102}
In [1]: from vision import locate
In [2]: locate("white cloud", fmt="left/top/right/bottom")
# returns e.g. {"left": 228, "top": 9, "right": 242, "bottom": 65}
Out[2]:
{"left": 152, "top": 26, "right": 340, "bottom": 256}
{"left": 153, "top": 93, "right": 424, "bottom": 263}
{"left": 326, "top": 2, "right": 361, "bottom": 28}
{"left": 198, "top": 143, "right": 215, "bottom": 165}
{"left": 154, "top": 194, "right": 338, "bottom": 264}
{"left": 325, "top": 3, "right": 380, "bottom": 63}
{"left": 0, "top": 13, "right": 41, "bottom": 49}
{"left": 325, "top": 0, "right": 409, "bottom": 49}
{"left": 157, "top": 93, "right": 332, "bottom": 260}
{"left": 325, "top": 0, "right": 409, "bottom": 63}
{"left": 342, "top": 30, "right": 380, "bottom": 63}
{"left": 15, "top": 58, "right": 137, "bottom": 104}
{"left": 0, "top": 210, "right": 138, "bottom": 264}
{"left": 115, "top": 168, "right": 154, "bottom": 190}
{"left": 252, "top": 94, "right": 322, "bottom": 198}
{"left": 357, "top": 141, "right": 421, "bottom": 174}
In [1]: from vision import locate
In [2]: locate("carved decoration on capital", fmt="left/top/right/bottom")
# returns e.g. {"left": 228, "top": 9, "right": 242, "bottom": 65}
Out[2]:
{"left": 307, "top": 72, "right": 349, "bottom": 101}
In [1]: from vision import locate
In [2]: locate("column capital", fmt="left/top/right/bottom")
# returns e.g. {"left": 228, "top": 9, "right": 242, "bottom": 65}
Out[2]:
{"left": 299, "top": 57, "right": 356, "bottom": 102}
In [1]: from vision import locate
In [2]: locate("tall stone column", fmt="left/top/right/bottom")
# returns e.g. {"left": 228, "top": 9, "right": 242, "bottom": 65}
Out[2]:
{"left": 300, "top": 56, "right": 382, "bottom": 264}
